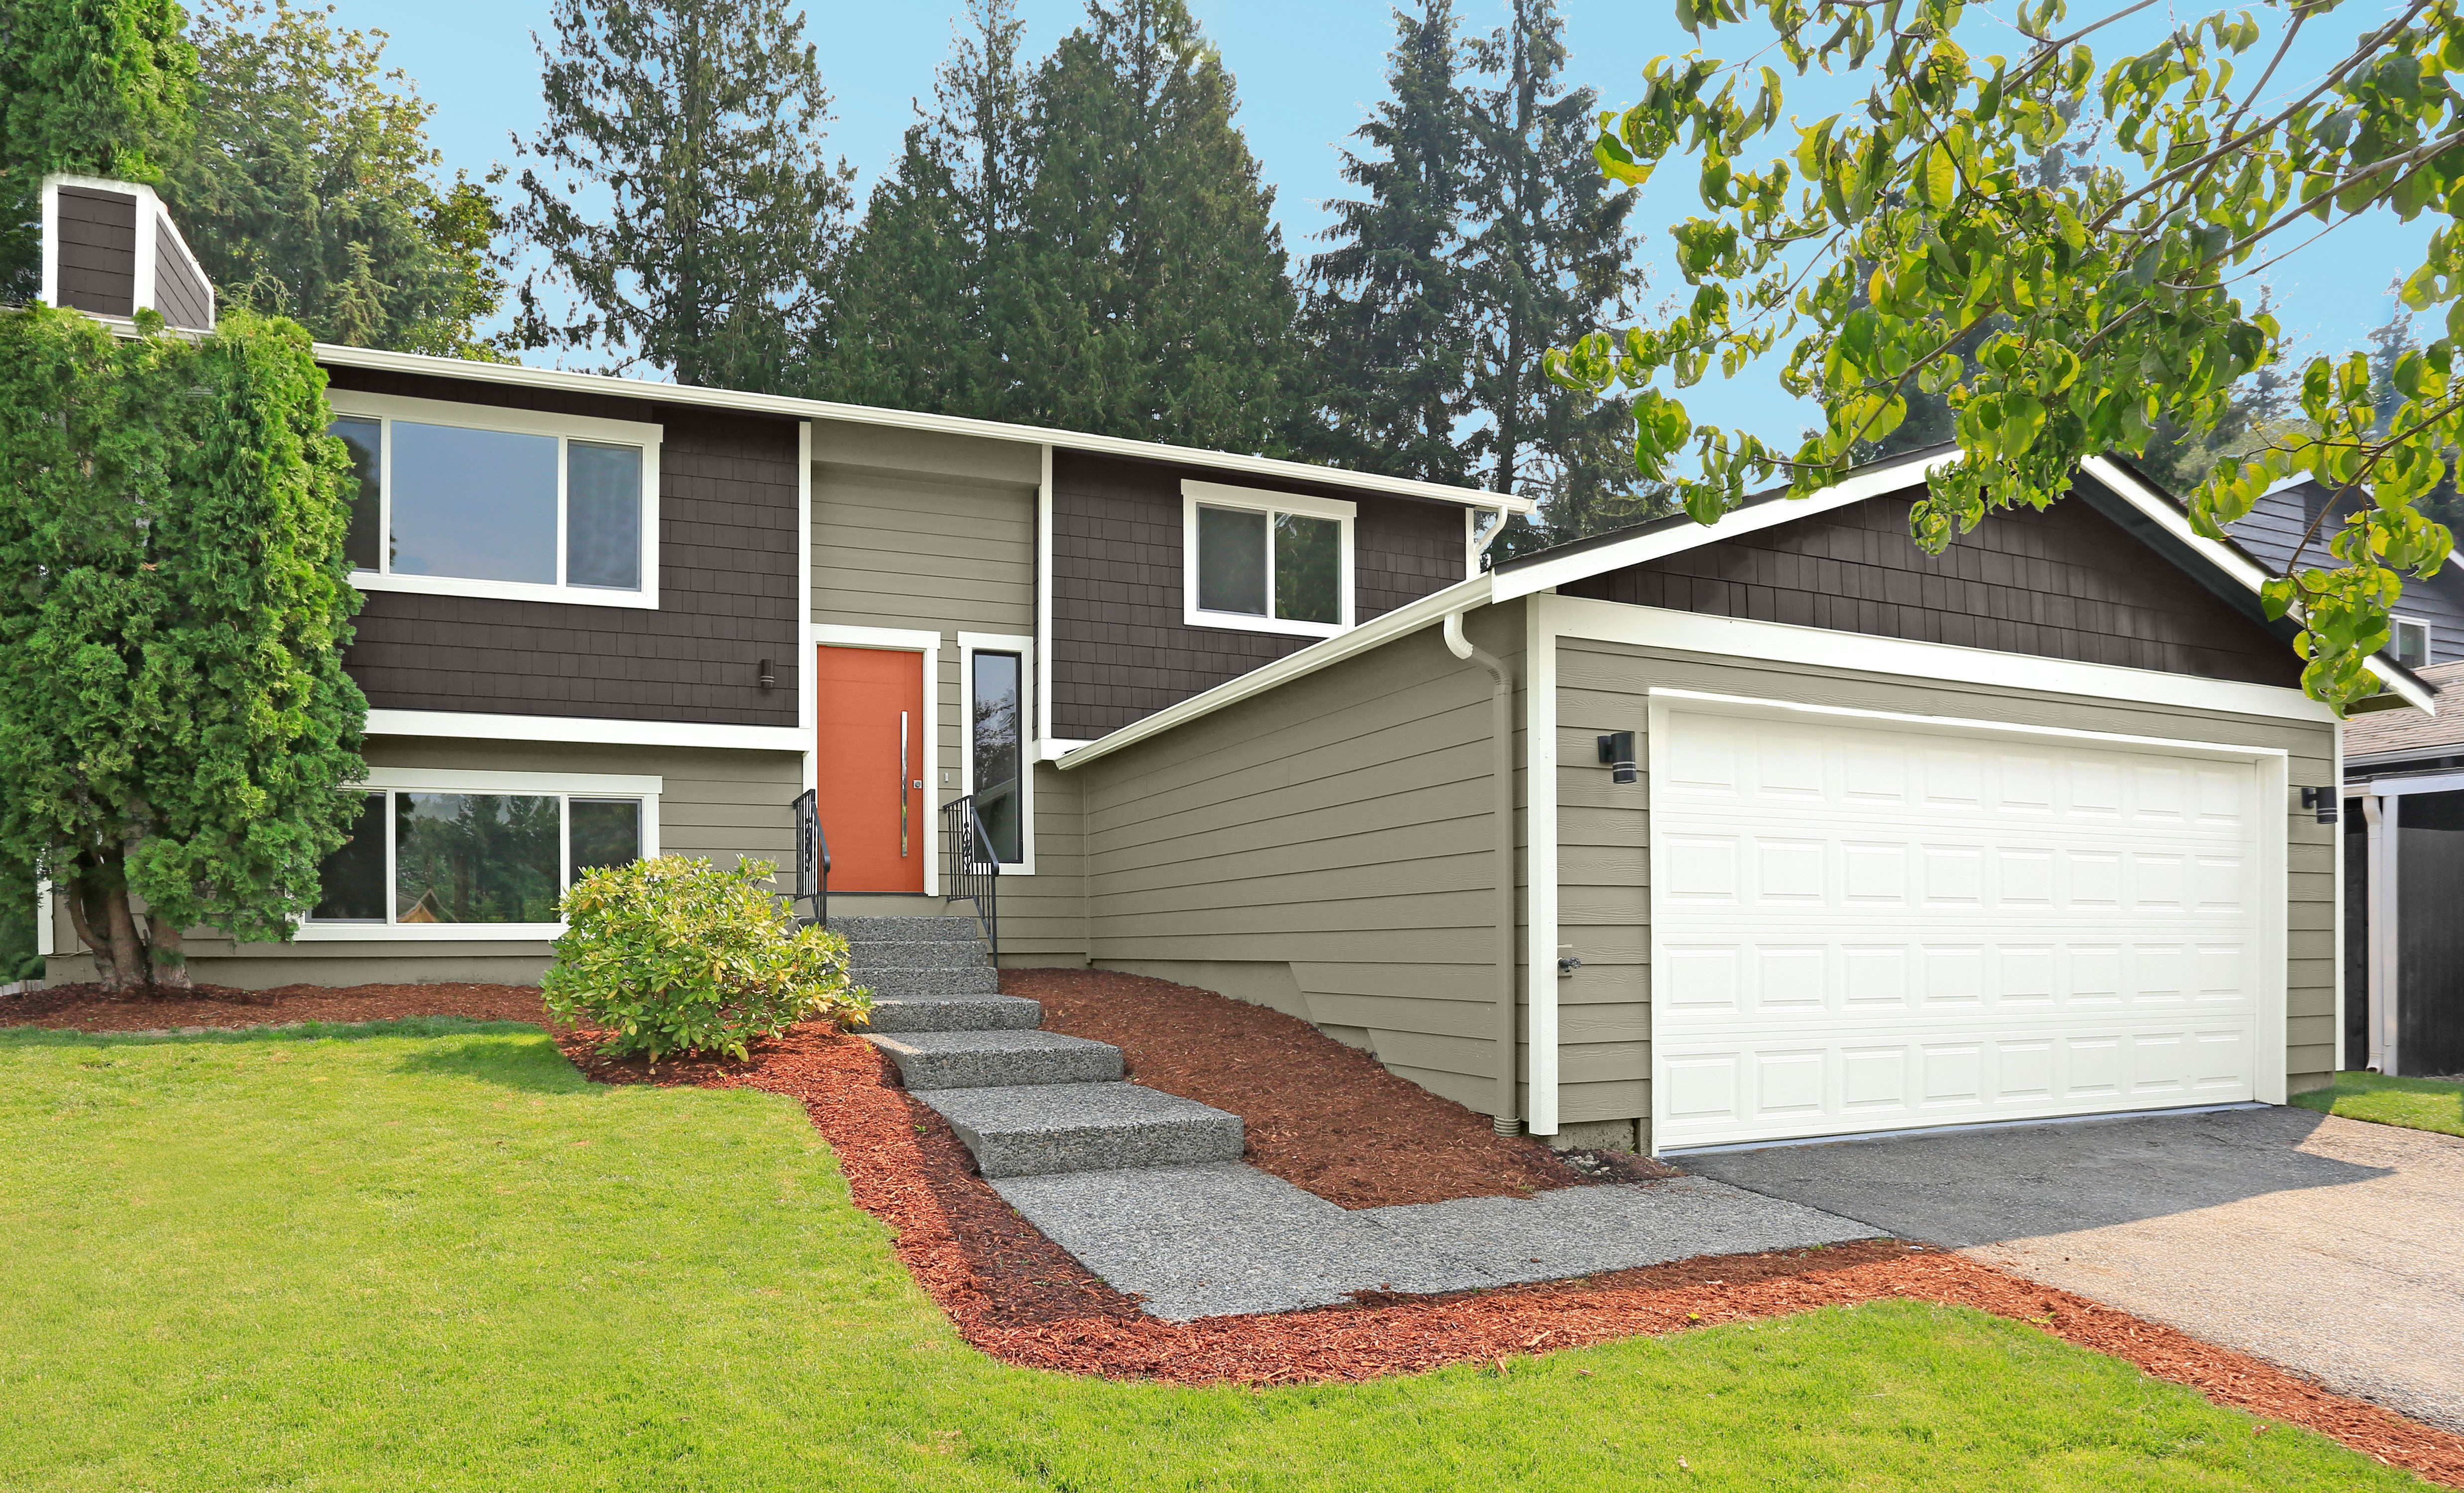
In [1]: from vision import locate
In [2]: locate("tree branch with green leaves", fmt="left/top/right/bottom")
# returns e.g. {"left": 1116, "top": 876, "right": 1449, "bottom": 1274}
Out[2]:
{"left": 1547, "top": 0, "right": 2464, "bottom": 711}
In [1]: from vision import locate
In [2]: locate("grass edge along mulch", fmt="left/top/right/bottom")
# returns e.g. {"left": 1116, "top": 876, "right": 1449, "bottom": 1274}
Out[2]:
{"left": 560, "top": 1023, "right": 2464, "bottom": 1490}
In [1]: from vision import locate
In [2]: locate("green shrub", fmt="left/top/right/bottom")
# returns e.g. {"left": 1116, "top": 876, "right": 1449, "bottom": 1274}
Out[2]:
{"left": 544, "top": 856, "right": 868, "bottom": 1064}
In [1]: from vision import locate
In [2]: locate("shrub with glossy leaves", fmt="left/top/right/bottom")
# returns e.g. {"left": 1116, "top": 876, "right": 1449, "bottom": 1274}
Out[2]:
{"left": 544, "top": 855, "right": 867, "bottom": 1064}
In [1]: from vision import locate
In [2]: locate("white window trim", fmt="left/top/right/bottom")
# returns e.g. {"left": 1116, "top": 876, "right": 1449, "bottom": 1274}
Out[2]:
{"left": 2393, "top": 613, "right": 2433, "bottom": 670}
{"left": 958, "top": 632, "right": 1036, "bottom": 876}
{"left": 811, "top": 623, "right": 941, "bottom": 897}
{"left": 1180, "top": 478, "right": 1355, "bottom": 639}
{"left": 327, "top": 390, "right": 665, "bottom": 611}
{"left": 295, "top": 767, "right": 662, "bottom": 941}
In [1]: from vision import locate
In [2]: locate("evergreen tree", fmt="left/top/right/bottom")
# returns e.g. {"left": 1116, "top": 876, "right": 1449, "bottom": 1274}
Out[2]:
{"left": 1458, "top": 0, "right": 1653, "bottom": 556}
{"left": 1298, "top": 0, "right": 1475, "bottom": 487}
{"left": 0, "top": 0, "right": 194, "bottom": 301}
{"left": 163, "top": 1, "right": 508, "bottom": 358}
{"left": 816, "top": 0, "right": 1030, "bottom": 417}
{"left": 511, "top": 0, "right": 853, "bottom": 390}
{"left": 1006, "top": 0, "right": 1300, "bottom": 453}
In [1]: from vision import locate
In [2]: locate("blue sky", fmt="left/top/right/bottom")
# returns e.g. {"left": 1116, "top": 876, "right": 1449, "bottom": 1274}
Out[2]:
{"left": 336, "top": 0, "right": 2429, "bottom": 445}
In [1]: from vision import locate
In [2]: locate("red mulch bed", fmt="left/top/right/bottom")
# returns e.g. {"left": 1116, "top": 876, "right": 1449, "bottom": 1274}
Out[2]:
{"left": 16, "top": 979, "right": 2464, "bottom": 1485}
{"left": 1009, "top": 968, "right": 1674, "bottom": 1206}
{"left": 0, "top": 979, "right": 551, "bottom": 1031}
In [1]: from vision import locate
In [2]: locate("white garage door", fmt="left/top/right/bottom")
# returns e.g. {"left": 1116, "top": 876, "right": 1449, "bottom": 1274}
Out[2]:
{"left": 1651, "top": 696, "right": 2270, "bottom": 1150}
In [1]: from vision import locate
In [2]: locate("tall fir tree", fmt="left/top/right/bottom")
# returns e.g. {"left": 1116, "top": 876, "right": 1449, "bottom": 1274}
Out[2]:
{"left": 1006, "top": 0, "right": 1301, "bottom": 453}
{"left": 1459, "top": 0, "right": 1652, "bottom": 555}
{"left": 510, "top": 0, "right": 852, "bottom": 390}
{"left": 164, "top": 1, "right": 508, "bottom": 359}
{"left": 815, "top": 0, "right": 1030, "bottom": 417}
{"left": 1298, "top": 0, "right": 1476, "bottom": 487}
{"left": 0, "top": 0, "right": 194, "bottom": 301}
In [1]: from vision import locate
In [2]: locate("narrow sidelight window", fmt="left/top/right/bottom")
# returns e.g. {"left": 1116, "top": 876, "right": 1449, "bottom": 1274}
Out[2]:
{"left": 971, "top": 651, "right": 1024, "bottom": 864}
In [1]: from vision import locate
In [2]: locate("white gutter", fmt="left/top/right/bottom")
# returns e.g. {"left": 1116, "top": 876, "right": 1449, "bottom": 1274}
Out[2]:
{"left": 1054, "top": 570, "right": 1494, "bottom": 771}
{"left": 1444, "top": 603, "right": 1521, "bottom": 1136}
{"left": 312, "top": 343, "right": 1535, "bottom": 517}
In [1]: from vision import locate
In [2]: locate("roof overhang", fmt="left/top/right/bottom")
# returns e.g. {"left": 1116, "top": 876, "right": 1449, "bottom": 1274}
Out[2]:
{"left": 311, "top": 343, "right": 1534, "bottom": 516}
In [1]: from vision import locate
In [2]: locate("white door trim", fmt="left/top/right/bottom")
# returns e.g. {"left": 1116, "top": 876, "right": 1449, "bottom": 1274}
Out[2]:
{"left": 813, "top": 625, "right": 941, "bottom": 897}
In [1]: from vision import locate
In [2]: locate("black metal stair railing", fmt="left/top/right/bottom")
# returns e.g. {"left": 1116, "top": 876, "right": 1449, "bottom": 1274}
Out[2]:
{"left": 792, "top": 788, "right": 829, "bottom": 927}
{"left": 939, "top": 793, "right": 1000, "bottom": 958}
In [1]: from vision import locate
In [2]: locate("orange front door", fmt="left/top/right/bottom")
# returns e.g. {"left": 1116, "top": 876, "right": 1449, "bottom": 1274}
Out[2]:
{"left": 813, "top": 645, "right": 927, "bottom": 892}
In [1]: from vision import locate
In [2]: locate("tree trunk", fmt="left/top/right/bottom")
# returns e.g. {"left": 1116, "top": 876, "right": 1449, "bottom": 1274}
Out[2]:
{"left": 67, "top": 870, "right": 147, "bottom": 992}
{"left": 148, "top": 919, "right": 191, "bottom": 990}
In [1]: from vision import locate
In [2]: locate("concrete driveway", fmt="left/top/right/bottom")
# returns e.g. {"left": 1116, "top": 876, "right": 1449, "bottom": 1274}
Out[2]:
{"left": 1683, "top": 1105, "right": 2464, "bottom": 1432}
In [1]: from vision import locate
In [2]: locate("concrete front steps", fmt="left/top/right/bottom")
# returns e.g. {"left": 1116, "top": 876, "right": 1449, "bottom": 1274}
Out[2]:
{"left": 840, "top": 915, "right": 1243, "bottom": 1180}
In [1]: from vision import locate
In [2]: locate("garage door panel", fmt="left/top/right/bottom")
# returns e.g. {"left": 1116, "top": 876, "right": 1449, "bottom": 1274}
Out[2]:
{"left": 1655, "top": 702, "right": 2264, "bottom": 1148}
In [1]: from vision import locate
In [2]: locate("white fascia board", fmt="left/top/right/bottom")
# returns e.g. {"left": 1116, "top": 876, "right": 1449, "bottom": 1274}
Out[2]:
{"left": 1490, "top": 449, "right": 1961, "bottom": 603}
{"left": 2347, "top": 768, "right": 2464, "bottom": 796}
{"left": 1547, "top": 594, "right": 2339, "bottom": 723}
{"left": 2080, "top": 455, "right": 2436, "bottom": 715}
{"left": 364, "top": 708, "right": 806, "bottom": 753}
{"left": 1054, "top": 571, "right": 1495, "bottom": 770}
{"left": 1037, "top": 737, "right": 1097, "bottom": 762}
{"left": 312, "top": 343, "right": 1534, "bottom": 516}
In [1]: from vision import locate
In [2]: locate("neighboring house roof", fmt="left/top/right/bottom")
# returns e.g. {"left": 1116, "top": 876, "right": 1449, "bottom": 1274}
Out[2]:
{"left": 2347, "top": 661, "right": 2464, "bottom": 763}
{"left": 2225, "top": 478, "right": 2464, "bottom": 666}
{"left": 310, "top": 342, "right": 1534, "bottom": 518}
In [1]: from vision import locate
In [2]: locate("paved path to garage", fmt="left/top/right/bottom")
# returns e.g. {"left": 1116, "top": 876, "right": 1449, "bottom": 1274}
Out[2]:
{"left": 1684, "top": 1105, "right": 2464, "bottom": 1432}
{"left": 991, "top": 1162, "right": 1879, "bottom": 1321}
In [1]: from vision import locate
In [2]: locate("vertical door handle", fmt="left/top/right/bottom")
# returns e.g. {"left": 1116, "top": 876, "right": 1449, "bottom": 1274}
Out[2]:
{"left": 899, "top": 711, "right": 910, "bottom": 857}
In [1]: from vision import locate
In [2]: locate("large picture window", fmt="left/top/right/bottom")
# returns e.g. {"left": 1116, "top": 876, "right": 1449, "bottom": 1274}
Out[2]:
{"left": 1181, "top": 479, "right": 1354, "bottom": 639}
{"left": 325, "top": 393, "right": 661, "bottom": 608}
{"left": 304, "top": 771, "right": 660, "bottom": 937}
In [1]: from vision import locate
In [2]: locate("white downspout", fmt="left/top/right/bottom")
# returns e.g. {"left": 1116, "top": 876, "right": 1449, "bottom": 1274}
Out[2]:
{"left": 1444, "top": 604, "right": 1519, "bottom": 1135}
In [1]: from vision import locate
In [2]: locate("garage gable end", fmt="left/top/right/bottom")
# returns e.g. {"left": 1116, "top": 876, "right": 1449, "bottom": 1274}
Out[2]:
{"left": 1559, "top": 482, "right": 2303, "bottom": 689}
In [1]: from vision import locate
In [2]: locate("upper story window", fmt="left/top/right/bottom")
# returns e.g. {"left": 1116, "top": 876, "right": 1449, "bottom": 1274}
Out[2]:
{"left": 2395, "top": 615, "right": 2433, "bottom": 669}
{"left": 327, "top": 392, "right": 663, "bottom": 609}
{"left": 1181, "top": 478, "right": 1354, "bottom": 639}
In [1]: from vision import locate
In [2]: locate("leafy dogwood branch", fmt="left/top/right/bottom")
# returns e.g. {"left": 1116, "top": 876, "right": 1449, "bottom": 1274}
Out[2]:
{"left": 1546, "top": 0, "right": 2464, "bottom": 711}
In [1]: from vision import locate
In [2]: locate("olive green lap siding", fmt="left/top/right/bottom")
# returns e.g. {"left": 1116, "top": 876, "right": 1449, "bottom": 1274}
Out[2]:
{"left": 43, "top": 739, "right": 802, "bottom": 990}
{"left": 1553, "top": 637, "right": 2341, "bottom": 1141}
{"left": 808, "top": 422, "right": 1076, "bottom": 946}
{"left": 1077, "top": 601, "right": 1529, "bottom": 1116}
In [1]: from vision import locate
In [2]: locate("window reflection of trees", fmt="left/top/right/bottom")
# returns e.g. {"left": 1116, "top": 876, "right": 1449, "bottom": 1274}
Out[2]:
{"left": 394, "top": 793, "right": 560, "bottom": 923}
{"left": 972, "top": 653, "right": 1022, "bottom": 865}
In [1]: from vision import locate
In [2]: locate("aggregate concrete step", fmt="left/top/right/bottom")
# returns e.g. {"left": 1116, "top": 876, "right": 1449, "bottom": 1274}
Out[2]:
{"left": 863, "top": 992, "right": 1044, "bottom": 1034}
{"left": 830, "top": 915, "right": 985, "bottom": 944}
{"left": 851, "top": 965, "right": 1003, "bottom": 1001}
{"left": 917, "top": 1082, "right": 1246, "bottom": 1178}
{"left": 867, "top": 1028, "right": 1123, "bottom": 1090}
{"left": 844, "top": 940, "right": 994, "bottom": 971}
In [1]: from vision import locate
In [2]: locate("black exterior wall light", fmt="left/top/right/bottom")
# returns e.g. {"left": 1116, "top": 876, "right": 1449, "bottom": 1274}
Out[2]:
{"left": 1598, "top": 731, "right": 1637, "bottom": 785}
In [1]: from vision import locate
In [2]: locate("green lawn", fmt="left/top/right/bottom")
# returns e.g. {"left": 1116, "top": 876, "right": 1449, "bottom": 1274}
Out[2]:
{"left": 0, "top": 1023, "right": 2425, "bottom": 1492}
{"left": 2293, "top": 1069, "right": 2464, "bottom": 1139}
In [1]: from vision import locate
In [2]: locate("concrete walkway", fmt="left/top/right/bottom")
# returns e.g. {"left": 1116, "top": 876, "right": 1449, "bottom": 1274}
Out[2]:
{"left": 1685, "top": 1106, "right": 2464, "bottom": 1433}
{"left": 992, "top": 1162, "right": 1879, "bottom": 1321}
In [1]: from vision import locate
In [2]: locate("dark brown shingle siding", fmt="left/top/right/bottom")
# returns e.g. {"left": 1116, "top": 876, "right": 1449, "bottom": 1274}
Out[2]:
{"left": 1051, "top": 452, "right": 1469, "bottom": 738}
{"left": 1565, "top": 490, "right": 2303, "bottom": 689}
{"left": 54, "top": 186, "right": 137, "bottom": 317}
{"left": 327, "top": 365, "right": 800, "bottom": 726}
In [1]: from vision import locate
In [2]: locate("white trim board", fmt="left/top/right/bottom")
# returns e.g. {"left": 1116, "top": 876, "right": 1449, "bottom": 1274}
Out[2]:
{"left": 1545, "top": 595, "right": 2339, "bottom": 723}
{"left": 1525, "top": 598, "right": 1561, "bottom": 1136}
{"left": 312, "top": 343, "right": 1533, "bottom": 516}
{"left": 365, "top": 709, "right": 806, "bottom": 753}
{"left": 798, "top": 420, "right": 817, "bottom": 799}
{"left": 358, "top": 767, "right": 663, "bottom": 796}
